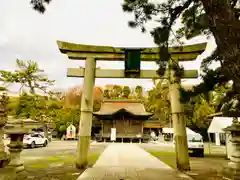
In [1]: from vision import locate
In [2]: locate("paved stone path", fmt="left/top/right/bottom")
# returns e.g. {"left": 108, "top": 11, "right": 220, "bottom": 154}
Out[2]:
{"left": 77, "top": 143, "right": 192, "bottom": 180}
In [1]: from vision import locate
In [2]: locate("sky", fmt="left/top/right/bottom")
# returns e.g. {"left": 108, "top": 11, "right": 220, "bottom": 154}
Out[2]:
{"left": 0, "top": 0, "right": 217, "bottom": 93}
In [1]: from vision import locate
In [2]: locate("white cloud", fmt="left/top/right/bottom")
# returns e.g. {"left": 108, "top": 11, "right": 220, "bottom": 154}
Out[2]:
{"left": 0, "top": 0, "right": 215, "bottom": 93}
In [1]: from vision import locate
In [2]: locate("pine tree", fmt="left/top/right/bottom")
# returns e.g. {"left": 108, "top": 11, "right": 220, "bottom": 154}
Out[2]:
{"left": 0, "top": 59, "right": 54, "bottom": 95}
{"left": 122, "top": 0, "right": 240, "bottom": 117}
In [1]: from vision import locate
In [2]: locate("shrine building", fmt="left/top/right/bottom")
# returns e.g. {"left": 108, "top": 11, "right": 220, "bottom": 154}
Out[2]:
{"left": 93, "top": 99, "right": 163, "bottom": 142}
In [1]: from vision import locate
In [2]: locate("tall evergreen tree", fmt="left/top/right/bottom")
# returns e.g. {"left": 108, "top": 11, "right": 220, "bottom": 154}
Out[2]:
{"left": 122, "top": 0, "right": 240, "bottom": 117}
{"left": 0, "top": 59, "right": 54, "bottom": 94}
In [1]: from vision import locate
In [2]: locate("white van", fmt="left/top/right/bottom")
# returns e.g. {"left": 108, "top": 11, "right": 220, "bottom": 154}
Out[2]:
{"left": 163, "top": 127, "right": 204, "bottom": 157}
{"left": 187, "top": 133, "right": 204, "bottom": 157}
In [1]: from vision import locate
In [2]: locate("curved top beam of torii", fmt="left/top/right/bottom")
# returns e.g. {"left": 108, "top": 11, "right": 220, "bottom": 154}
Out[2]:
{"left": 57, "top": 40, "right": 207, "bottom": 62}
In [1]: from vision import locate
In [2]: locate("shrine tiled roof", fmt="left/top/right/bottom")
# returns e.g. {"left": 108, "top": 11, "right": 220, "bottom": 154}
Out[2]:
{"left": 93, "top": 99, "right": 153, "bottom": 116}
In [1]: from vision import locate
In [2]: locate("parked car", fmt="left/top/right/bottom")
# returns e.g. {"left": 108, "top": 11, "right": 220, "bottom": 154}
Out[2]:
{"left": 173, "top": 133, "right": 204, "bottom": 157}
{"left": 164, "top": 133, "right": 172, "bottom": 141}
{"left": 187, "top": 134, "right": 204, "bottom": 157}
{"left": 23, "top": 133, "right": 48, "bottom": 148}
{"left": 38, "top": 131, "right": 52, "bottom": 142}
{"left": 142, "top": 134, "right": 150, "bottom": 143}
{"left": 95, "top": 134, "right": 102, "bottom": 142}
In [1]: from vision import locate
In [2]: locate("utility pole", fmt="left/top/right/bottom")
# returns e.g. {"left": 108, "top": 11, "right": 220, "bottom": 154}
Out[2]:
{"left": 168, "top": 59, "right": 190, "bottom": 171}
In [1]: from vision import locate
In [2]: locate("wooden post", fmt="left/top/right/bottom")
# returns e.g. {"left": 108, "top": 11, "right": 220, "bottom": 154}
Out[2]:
{"left": 169, "top": 59, "right": 190, "bottom": 171}
{"left": 76, "top": 57, "right": 96, "bottom": 169}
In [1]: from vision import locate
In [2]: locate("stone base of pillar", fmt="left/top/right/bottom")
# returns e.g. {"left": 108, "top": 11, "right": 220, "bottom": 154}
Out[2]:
{"left": 7, "top": 162, "right": 24, "bottom": 173}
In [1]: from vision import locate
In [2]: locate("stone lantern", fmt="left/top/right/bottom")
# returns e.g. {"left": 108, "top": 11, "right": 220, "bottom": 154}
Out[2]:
{"left": 3, "top": 119, "right": 31, "bottom": 173}
{"left": 223, "top": 118, "right": 240, "bottom": 180}
{"left": 0, "top": 93, "right": 9, "bottom": 168}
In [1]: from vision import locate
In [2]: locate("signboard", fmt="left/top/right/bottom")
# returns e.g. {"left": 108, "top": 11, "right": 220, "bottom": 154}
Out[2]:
{"left": 66, "top": 124, "right": 76, "bottom": 139}
{"left": 124, "top": 49, "right": 142, "bottom": 78}
{"left": 110, "top": 128, "right": 116, "bottom": 141}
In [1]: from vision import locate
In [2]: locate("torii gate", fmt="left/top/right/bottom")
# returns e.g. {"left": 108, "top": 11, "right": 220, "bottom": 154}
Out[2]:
{"left": 57, "top": 41, "right": 206, "bottom": 170}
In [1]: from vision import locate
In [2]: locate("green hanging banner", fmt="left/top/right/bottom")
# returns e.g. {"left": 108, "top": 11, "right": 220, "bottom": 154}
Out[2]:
{"left": 124, "top": 49, "right": 142, "bottom": 78}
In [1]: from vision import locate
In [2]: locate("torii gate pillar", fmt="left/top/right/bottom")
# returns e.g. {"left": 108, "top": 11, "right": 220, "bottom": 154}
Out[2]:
{"left": 169, "top": 59, "right": 190, "bottom": 171}
{"left": 76, "top": 57, "right": 96, "bottom": 169}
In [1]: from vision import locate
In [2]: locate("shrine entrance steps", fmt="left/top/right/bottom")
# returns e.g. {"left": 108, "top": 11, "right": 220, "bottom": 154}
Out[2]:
{"left": 77, "top": 143, "right": 192, "bottom": 180}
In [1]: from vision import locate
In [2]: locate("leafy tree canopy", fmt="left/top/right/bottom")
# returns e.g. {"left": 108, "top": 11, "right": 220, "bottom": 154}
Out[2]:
{"left": 103, "top": 89, "right": 110, "bottom": 99}
{"left": 122, "top": 86, "right": 131, "bottom": 98}
{"left": 64, "top": 85, "right": 103, "bottom": 111}
{"left": 135, "top": 85, "right": 143, "bottom": 99}
{"left": 122, "top": 0, "right": 240, "bottom": 117}
{"left": 103, "top": 85, "right": 140, "bottom": 99}
{"left": 29, "top": 0, "right": 240, "bottom": 117}
{"left": 0, "top": 59, "right": 54, "bottom": 94}
{"left": 8, "top": 92, "right": 80, "bottom": 137}
{"left": 145, "top": 80, "right": 170, "bottom": 124}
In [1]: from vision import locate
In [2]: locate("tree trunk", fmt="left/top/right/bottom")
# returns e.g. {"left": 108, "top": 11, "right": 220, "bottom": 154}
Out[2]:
{"left": 200, "top": 0, "right": 240, "bottom": 90}
{"left": 28, "top": 80, "right": 35, "bottom": 94}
